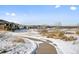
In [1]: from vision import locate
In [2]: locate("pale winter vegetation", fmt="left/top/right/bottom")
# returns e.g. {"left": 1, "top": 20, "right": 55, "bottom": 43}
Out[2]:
{"left": 76, "top": 30, "right": 79, "bottom": 35}
{"left": 39, "top": 29, "right": 77, "bottom": 41}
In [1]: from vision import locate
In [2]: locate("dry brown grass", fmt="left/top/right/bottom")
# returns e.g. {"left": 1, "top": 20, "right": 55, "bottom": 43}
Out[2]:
{"left": 13, "top": 37, "right": 25, "bottom": 43}
{"left": 76, "top": 30, "right": 79, "bottom": 35}
{"left": 47, "top": 31, "right": 64, "bottom": 39}
{"left": 0, "top": 29, "right": 7, "bottom": 32}
{"left": 39, "top": 29, "right": 77, "bottom": 41}
{"left": 39, "top": 29, "right": 48, "bottom": 36}
{"left": 61, "top": 36, "right": 77, "bottom": 41}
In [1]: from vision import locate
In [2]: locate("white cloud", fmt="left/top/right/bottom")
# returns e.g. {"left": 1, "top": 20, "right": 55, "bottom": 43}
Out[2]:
{"left": 55, "top": 5, "right": 61, "bottom": 8}
{"left": 70, "top": 6, "right": 77, "bottom": 11}
{"left": 5, "top": 12, "right": 10, "bottom": 16}
{"left": 5, "top": 12, "right": 16, "bottom": 16}
{"left": 11, "top": 13, "right": 16, "bottom": 16}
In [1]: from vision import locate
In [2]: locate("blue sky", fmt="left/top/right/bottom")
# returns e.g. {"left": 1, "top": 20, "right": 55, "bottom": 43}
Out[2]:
{"left": 0, "top": 5, "right": 79, "bottom": 25}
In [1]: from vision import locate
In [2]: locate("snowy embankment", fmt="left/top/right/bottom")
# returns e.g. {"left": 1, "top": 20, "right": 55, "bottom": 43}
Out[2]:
{"left": 18, "top": 31, "right": 79, "bottom": 54}
{"left": 0, "top": 31, "right": 37, "bottom": 54}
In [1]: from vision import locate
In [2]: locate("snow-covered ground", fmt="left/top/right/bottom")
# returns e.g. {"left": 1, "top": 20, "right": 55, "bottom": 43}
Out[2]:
{"left": 0, "top": 30, "right": 79, "bottom": 54}
{"left": 0, "top": 31, "right": 37, "bottom": 54}
{"left": 17, "top": 30, "right": 79, "bottom": 54}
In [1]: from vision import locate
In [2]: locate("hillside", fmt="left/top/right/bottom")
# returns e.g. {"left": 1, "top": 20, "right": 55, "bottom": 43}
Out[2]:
{"left": 0, "top": 19, "right": 24, "bottom": 31}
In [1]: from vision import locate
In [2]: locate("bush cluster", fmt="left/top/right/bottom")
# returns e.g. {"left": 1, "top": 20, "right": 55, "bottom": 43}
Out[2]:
{"left": 39, "top": 29, "right": 77, "bottom": 41}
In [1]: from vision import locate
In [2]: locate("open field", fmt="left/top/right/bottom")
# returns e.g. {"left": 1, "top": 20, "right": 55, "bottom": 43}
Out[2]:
{"left": 0, "top": 28, "right": 79, "bottom": 54}
{"left": 13, "top": 29, "right": 79, "bottom": 54}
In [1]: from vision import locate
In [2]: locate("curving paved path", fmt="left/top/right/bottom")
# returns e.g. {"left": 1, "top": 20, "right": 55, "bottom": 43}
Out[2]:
{"left": 36, "top": 42, "right": 57, "bottom": 54}
{"left": 20, "top": 36, "right": 57, "bottom": 54}
{"left": 15, "top": 31, "right": 58, "bottom": 54}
